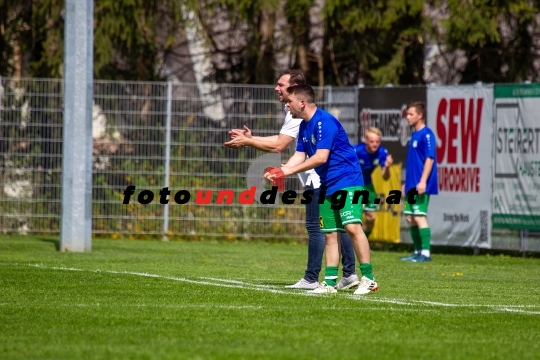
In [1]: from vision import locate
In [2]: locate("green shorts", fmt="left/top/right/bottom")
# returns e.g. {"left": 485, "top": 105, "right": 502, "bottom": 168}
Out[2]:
{"left": 404, "top": 193, "right": 430, "bottom": 216}
{"left": 363, "top": 183, "right": 380, "bottom": 212}
{"left": 319, "top": 186, "right": 365, "bottom": 233}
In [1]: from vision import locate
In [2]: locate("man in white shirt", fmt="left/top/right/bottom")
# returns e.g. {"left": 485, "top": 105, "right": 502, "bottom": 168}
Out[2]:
{"left": 224, "top": 69, "right": 359, "bottom": 290}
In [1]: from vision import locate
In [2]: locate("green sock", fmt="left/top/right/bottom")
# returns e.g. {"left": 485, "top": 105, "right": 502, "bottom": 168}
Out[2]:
{"left": 359, "top": 263, "right": 373, "bottom": 280}
{"left": 419, "top": 227, "right": 431, "bottom": 251}
{"left": 364, "top": 230, "right": 372, "bottom": 239}
{"left": 324, "top": 266, "right": 339, "bottom": 286}
{"left": 409, "top": 226, "right": 421, "bottom": 253}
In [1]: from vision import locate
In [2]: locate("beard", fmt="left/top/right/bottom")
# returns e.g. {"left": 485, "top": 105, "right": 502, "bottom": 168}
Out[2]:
{"left": 289, "top": 109, "right": 300, "bottom": 118}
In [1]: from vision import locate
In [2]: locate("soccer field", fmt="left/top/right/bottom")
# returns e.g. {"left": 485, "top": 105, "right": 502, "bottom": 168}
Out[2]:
{"left": 1, "top": 236, "right": 539, "bottom": 360}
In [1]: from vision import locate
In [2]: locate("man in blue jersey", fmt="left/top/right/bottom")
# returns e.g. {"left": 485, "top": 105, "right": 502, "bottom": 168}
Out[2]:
{"left": 224, "top": 69, "right": 359, "bottom": 291}
{"left": 352, "top": 127, "right": 393, "bottom": 239}
{"left": 265, "top": 84, "right": 378, "bottom": 295}
{"left": 401, "top": 101, "right": 438, "bottom": 262}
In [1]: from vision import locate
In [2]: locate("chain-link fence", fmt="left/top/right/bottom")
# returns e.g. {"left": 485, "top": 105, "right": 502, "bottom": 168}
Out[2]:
{"left": 1, "top": 76, "right": 538, "bottom": 252}
{"left": 0, "top": 77, "right": 358, "bottom": 241}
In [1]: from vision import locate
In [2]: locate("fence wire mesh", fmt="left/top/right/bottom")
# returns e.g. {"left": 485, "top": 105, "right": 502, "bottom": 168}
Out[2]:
{"left": 1, "top": 77, "right": 536, "bottom": 252}
{"left": 0, "top": 77, "right": 357, "bottom": 241}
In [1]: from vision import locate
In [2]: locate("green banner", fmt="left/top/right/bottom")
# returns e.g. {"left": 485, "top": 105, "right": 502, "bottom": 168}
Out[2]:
{"left": 494, "top": 84, "right": 540, "bottom": 98}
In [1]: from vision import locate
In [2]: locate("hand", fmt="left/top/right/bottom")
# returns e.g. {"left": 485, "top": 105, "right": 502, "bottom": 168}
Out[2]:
{"left": 228, "top": 125, "right": 252, "bottom": 139}
{"left": 242, "top": 125, "right": 252, "bottom": 138}
{"left": 264, "top": 167, "right": 293, "bottom": 179}
{"left": 224, "top": 132, "right": 248, "bottom": 149}
{"left": 416, "top": 181, "right": 426, "bottom": 195}
{"left": 385, "top": 154, "right": 393, "bottom": 167}
{"left": 264, "top": 167, "right": 287, "bottom": 180}
{"left": 263, "top": 167, "right": 286, "bottom": 191}
{"left": 264, "top": 168, "right": 278, "bottom": 181}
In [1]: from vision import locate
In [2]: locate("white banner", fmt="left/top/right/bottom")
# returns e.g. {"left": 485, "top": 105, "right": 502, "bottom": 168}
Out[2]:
{"left": 492, "top": 85, "right": 540, "bottom": 230}
{"left": 426, "top": 85, "right": 493, "bottom": 248}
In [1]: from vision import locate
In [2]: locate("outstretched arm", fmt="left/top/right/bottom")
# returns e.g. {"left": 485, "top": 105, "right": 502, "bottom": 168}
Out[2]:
{"left": 381, "top": 154, "right": 393, "bottom": 180}
{"left": 266, "top": 149, "right": 329, "bottom": 180}
{"left": 282, "top": 151, "right": 307, "bottom": 168}
{"left": 225, "top": 125, "right": 293, "bottom": 153}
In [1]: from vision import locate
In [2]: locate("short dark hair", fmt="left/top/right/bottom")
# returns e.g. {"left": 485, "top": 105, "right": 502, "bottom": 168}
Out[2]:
{"left": 407, "top": 101, "right": 426, "bottom": 120}
{"left": 278, "top": 69, "right": 306, "bottom": 86}
{"left": 287, "top": 84, "right": 315, "bottom": 104}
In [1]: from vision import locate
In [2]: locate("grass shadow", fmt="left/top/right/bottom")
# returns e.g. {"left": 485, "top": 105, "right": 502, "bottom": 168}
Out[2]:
{"left": 368, "top": 240, "right": 540, "bottom": 258}
{"left": 37, "top": 237, "right": 60, "bottom": 251}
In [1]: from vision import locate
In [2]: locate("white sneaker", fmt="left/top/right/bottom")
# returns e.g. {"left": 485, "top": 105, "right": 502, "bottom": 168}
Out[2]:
{"left": 353, "top": 276, "right": 379, "bottom": 295}
{"left": 335, "top": 274, "right": 361, "bottom": 290}
{"left": 309, "top": 282, "right": 338, "bottom": 294}
{"left": 285, "top": 278, "right": 319, "bottom": 290}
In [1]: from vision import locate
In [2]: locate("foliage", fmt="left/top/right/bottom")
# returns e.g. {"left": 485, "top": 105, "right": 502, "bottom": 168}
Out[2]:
{"left": 1, "top": 0, "right": 540, "bottom": 84}
{"left": 431, "top": 0, "right": 540, "bottom": 83}
{"left": 322, "top": 0, "right": 426, "bottom": 86}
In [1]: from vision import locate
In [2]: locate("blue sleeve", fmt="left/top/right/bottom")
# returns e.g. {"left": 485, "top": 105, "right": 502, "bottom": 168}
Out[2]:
{"left": 296, "top": 138, "right": 305, "bottom": 152}
{"left": 379, "top": 146, "right": 389, "bottom": 167}
{"left": 296, "top": 123, "right": 305, "bottom": 152}
{"left": 424, "top": 131, "right": 436, "bottom": 159}
{"left": 352, "top": 144, "right": 361, "bottom": 158}
{"left": 315, "top": 120, "right": 338, "bottom": 150}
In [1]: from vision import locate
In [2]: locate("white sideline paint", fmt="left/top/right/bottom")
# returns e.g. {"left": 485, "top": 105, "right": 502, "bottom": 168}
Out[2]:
{"left": 0, "top": 302, "right": 436, "bottom": 312}
{"left": 3, "top": 263, "right": 539, "bottom": 315}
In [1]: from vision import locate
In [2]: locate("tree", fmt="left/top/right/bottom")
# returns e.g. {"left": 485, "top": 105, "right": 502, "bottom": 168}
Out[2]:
{"left": 426, "top": 0, "right": 540, "bottom": 84}
{"left": 322, "top": 0, "right": 426, "bottom": 86}
{"left": 0, "top": 0, "right": 189, "bottom": 81}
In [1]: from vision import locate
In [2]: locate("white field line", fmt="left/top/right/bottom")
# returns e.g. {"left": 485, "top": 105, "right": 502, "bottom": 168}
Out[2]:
{"left": 2, "top": 263, "right": 539, "bottom": 315}
{"left": 0, "top": 303, "right": 436, "bottom": 312}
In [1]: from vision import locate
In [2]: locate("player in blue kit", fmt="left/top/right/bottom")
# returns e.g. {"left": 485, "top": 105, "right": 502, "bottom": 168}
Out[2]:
{"left": 352, "top": 127, "right": 393, "bottom": 239}
{"left": 225, "top": 69, "right": 359, "bottom": 290}
{"left": 264, "top": 84, "right": 378, "bottom": 295}
{"left": 402, "top": 101, "right": 438, "bottom": 262}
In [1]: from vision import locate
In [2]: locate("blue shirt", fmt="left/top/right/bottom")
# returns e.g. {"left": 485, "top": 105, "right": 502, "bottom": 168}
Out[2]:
{"left": 405, "top": 126, "right": 438, "bottom": 195}
{"left": 296, "top": 108, "right": 364, "bottom": 195}
{"left": 352, "top": 143, "right": 389, "bottom": 185}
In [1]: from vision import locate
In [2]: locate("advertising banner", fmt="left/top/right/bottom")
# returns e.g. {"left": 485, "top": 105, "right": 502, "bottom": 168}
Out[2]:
{"left": 427, "top": 85, "right": 493, "bottom": 248}
{"left": 492, "top": 85, "right": 540, "bottom": 230}
{"left": 357, "top": 87, "right": 427, "bottom": 166}
{"left": 357, "top": 86, "right": 426, "bottom": 243}
{"left": 366, "top": 164, "right": 402, "bottom": 243}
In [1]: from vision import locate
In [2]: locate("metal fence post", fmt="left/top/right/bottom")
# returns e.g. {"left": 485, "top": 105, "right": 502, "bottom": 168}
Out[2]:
{"left": 60, "top": 0, "right": 93, "bottom": 252}
{"left": 326, "top": 85, "right": 332, "bottom": 110}
{"left": 162, "top": 81, "right": 172, "bottom": 241}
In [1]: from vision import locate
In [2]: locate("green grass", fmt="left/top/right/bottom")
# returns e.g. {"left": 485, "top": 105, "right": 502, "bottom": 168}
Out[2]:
{"left": 1, "top": 236, "right": 539, "bottom": 360}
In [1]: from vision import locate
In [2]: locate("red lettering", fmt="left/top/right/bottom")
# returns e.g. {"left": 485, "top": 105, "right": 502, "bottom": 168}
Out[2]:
{"left": 195, "top": 190, "right": 213, "bottom": 204}
{"left": 438, "top": 166, "right": 480, "bottom": 192}
{"left": 476, "top": 168, "right": 480, "bottom": 192}
{"left": 460, "top": 167, "right": 466, "bottom": 192}
{"left": 216, "top": 190, "right": 234, "bottom": 204}
{"left": 436, "top": 99, "right": 448, "bottom": 163}
{"left": 448, "top": 99, "right": 464, "bottom": 164}
{"left": 239, "top": 186, "right": 257, "bottom": 205}
{"left": 461, "top": 98, "right": 483, "bottom": 164}
{"left": 472, "top": 167, "right": 480, "bottom": 192}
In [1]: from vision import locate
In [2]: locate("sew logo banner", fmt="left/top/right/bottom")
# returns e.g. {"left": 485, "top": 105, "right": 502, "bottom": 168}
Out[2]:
{"left": 427, "top": 85, "right": 493, "bottom": 248}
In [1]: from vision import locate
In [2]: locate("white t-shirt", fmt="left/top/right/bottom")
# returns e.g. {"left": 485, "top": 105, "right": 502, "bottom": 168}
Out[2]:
{"left": 279, "top": 105, "right": 321, "bottom": 189}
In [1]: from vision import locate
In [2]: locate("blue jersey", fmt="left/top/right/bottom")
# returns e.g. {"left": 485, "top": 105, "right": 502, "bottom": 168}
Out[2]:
{"left": 296, "top": 108, "right": 363, "bottom": 195}
{"left": 405, "top": 126, "right": 438, "bottom": 195}
{"left": 352, "top": 143, "right": 389, "bottom": 186}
